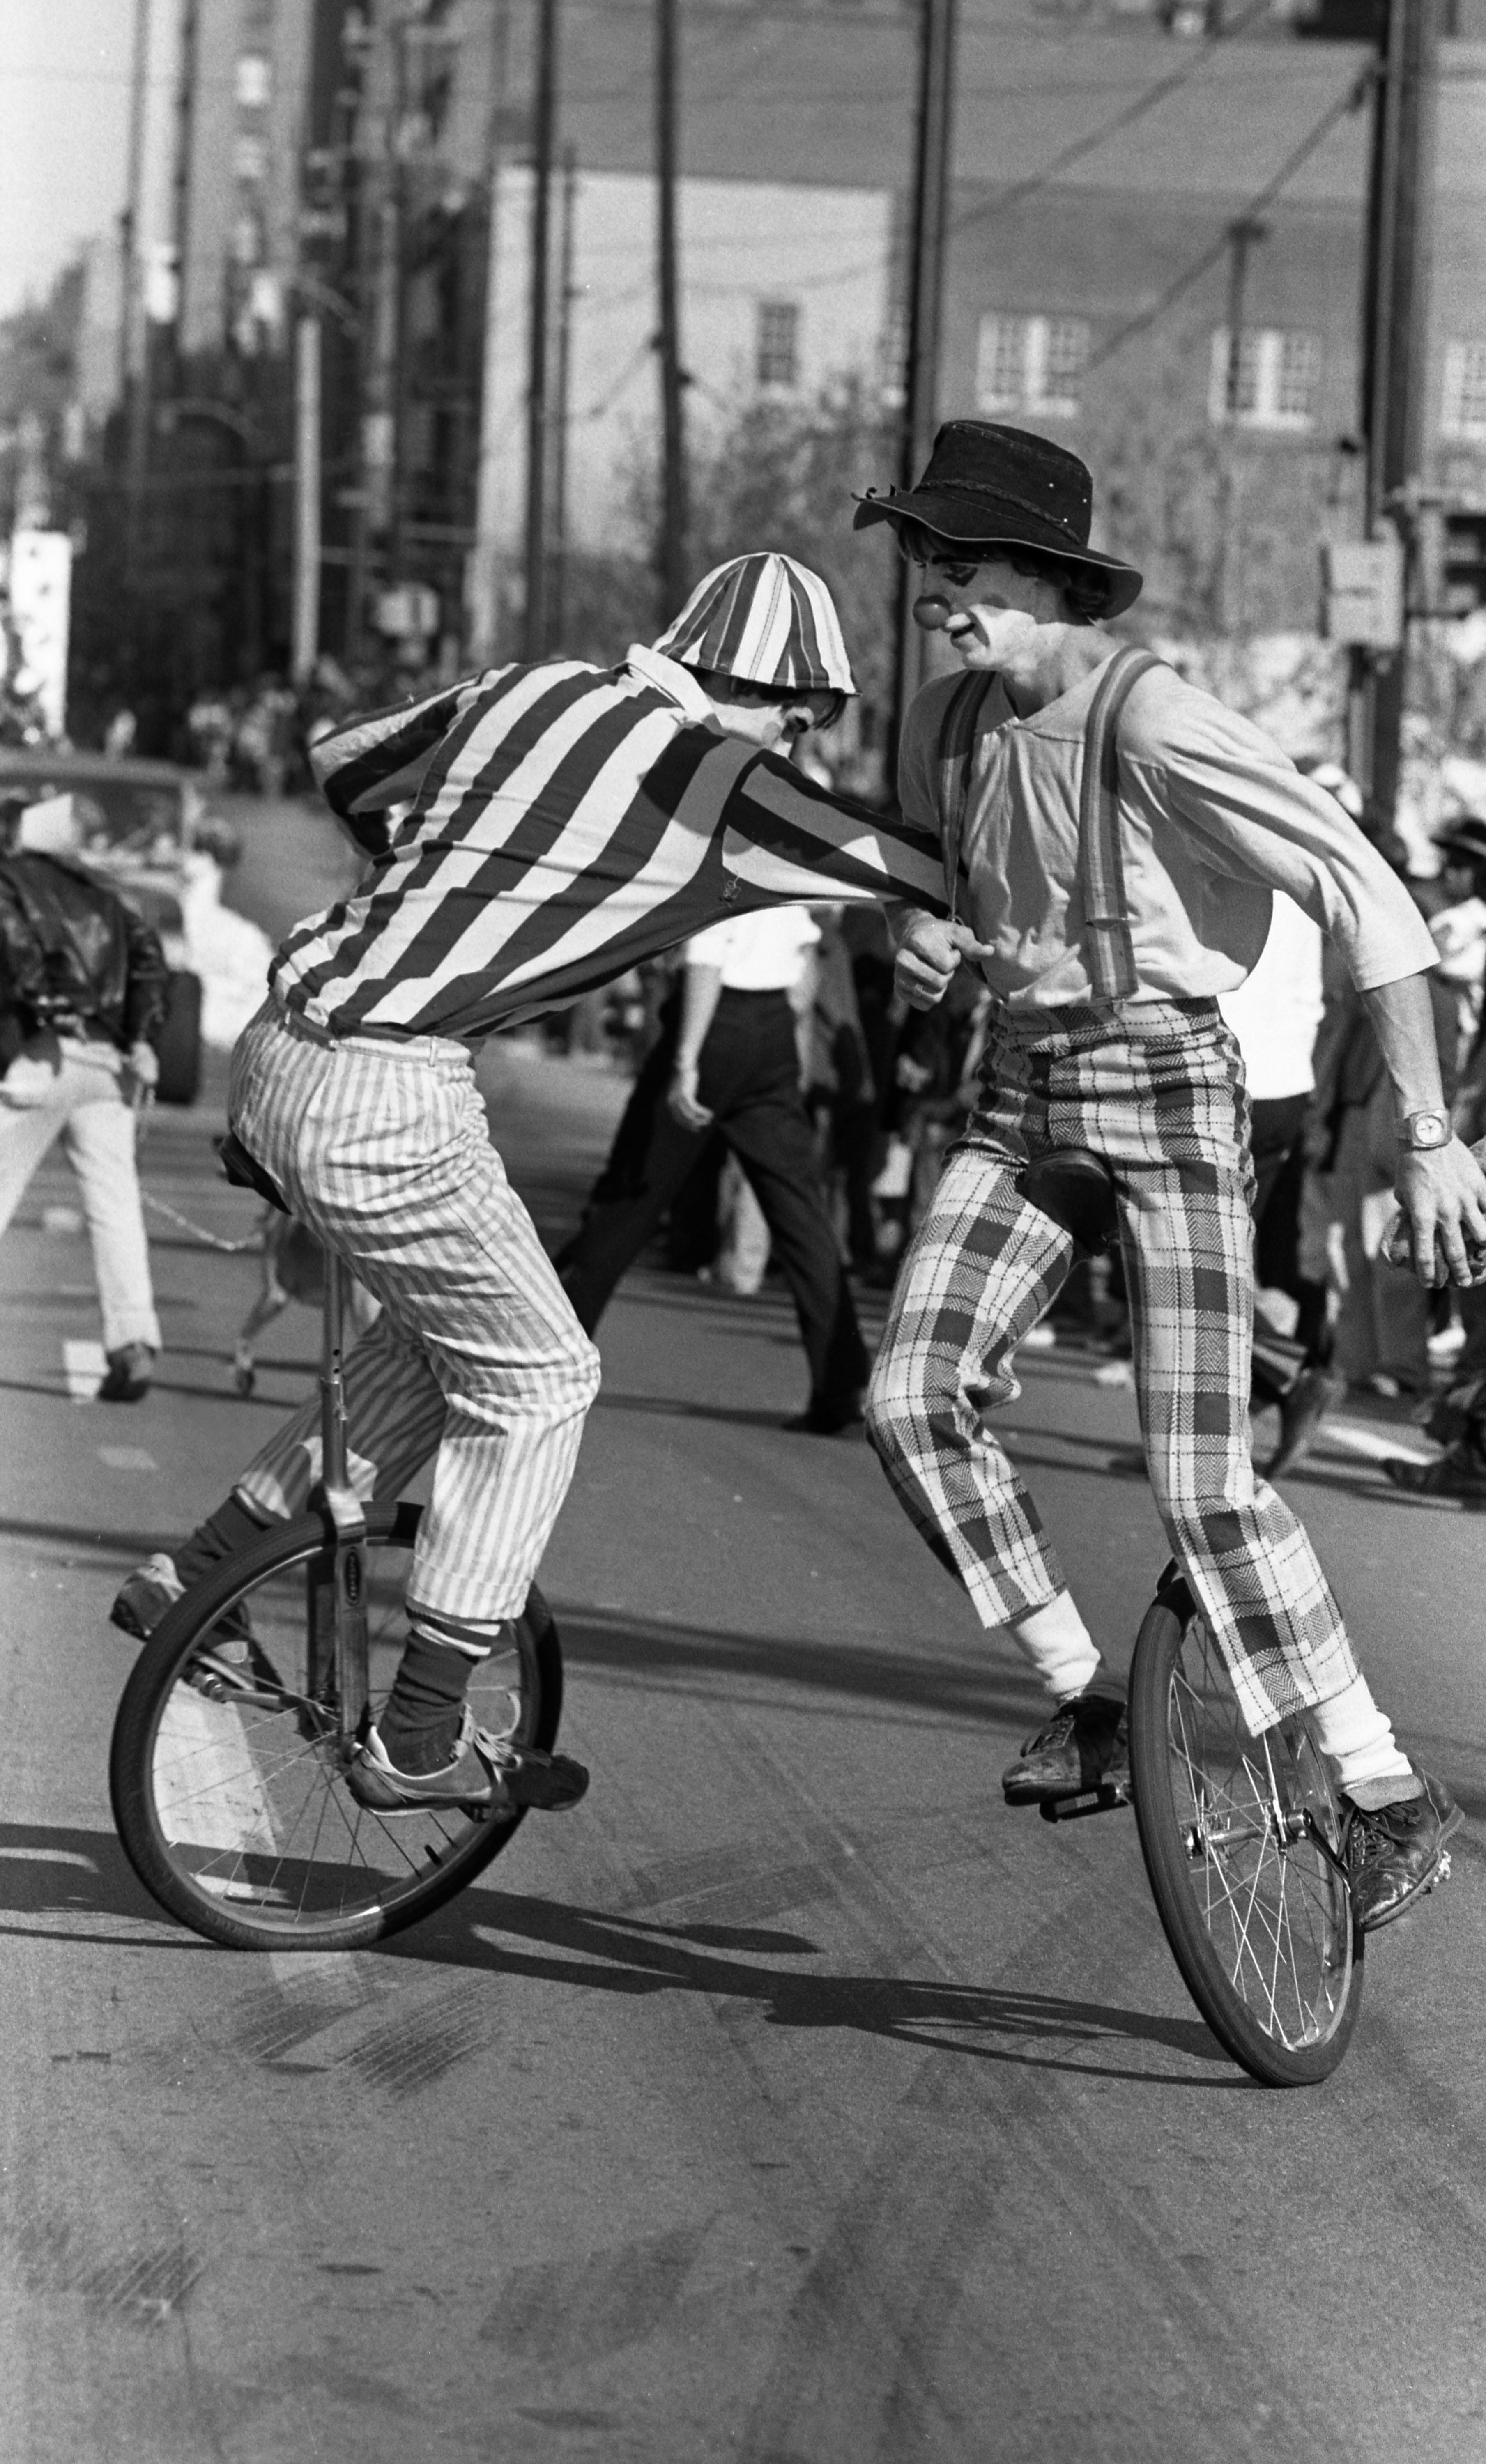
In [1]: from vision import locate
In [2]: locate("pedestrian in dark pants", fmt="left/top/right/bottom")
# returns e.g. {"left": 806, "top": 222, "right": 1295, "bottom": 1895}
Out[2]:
{"left": 556, "top": 907, "right": 870, "bottom": 1432}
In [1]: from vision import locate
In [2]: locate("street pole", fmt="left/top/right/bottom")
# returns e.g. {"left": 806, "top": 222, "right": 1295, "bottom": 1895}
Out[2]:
{"left": 293, "top": 317, "right": 323, "bottom": 683}
{"left": 120, "top": 0, "right": 154, "bottom": 576}
{"left": 168, "top": 0, "right": 199, "bottom": 403}
{"left": 469, "top": 0, "right": 512, "bottom": 666}
{"left": 551, "top": 143, "right": 579, "bottom": 645}
{"left": 655, "top": 0, "right": 688, "bottom": 623}
{"left": 523, "top": 0, "right": 560, "bottom": 661}
{"left": 888, "top": 0, "right": 957, "bottom": 786}
{"left": 1216, "top": 216, "right": 1265, "bottom": 639}
{"left": 1352, "top": 0, "right": 1441, "bottom": 832}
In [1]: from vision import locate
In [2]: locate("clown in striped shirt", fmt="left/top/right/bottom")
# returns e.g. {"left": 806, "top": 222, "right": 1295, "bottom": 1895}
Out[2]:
{"left": 113, "top": 556, "right": 960, "bottom": 1820}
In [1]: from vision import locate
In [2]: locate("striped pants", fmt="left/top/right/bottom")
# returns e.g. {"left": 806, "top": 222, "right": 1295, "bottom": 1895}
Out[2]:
{"left": 865, "top": 1000, "right": 1360, "bottom": 1737}
{"left": 228, "top": 1002, "right": 600, "bottom": 1631}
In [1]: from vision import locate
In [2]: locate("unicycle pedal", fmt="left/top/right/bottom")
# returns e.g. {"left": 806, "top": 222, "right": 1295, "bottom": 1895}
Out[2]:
{"left": 1038, "top": 1779, "right": 1132, "bottom": 1824}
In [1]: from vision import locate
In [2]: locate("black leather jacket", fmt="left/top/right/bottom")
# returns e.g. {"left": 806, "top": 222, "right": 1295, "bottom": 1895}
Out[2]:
{"left": 0, "top": 853, "right": 170, "bottom": 1062}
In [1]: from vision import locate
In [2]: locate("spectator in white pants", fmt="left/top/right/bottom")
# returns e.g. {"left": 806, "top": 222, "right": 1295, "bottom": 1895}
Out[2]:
{"left": 0, "top": 796, "right": 167, "bottom": 1399}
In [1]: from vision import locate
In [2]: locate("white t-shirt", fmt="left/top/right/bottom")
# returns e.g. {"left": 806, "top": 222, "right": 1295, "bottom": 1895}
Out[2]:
{"left": 1217, "top": 891, "right": 1325, "bottom": 1101}
{"left": 684, "top": 906, "right": 821, "bottom": 992}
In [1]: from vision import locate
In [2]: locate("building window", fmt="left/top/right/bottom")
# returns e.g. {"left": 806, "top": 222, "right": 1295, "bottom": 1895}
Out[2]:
{"left": 1442, "top": 340, "right": 1486, "bottom": 444}
{"left": 234, "top": 134, "right": 268, "bottom": 183}
{"left": 1208, "top": 328, "right": 1321, "bottom": 431}
{"left": 755, "top": 298, "right": 800, "bottom": 393}
{"left": 975, "top": 314, "right": 1089, "bottom": 419}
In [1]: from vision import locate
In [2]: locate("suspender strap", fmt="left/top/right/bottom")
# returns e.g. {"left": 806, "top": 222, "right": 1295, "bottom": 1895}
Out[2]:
{"left": 1077, "top": 644, "right": 1164, "bottom": 1002}
{"left": 934, "top": 670, "right": 999, "bottom": 925}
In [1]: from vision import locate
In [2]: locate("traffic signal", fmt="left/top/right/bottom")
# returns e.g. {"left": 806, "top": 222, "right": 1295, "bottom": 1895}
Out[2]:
{"left": 1442, "top": 511, "right": 1486, "bottom": 615}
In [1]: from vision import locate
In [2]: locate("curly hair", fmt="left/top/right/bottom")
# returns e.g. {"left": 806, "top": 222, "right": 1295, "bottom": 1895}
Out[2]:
{"left": 893, "top": 518, "right": 1113, "bottom": 624}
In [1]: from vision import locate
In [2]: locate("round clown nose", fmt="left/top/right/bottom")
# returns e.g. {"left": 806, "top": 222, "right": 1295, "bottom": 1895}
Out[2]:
{"left": 913, "top": 594, "right": 952, "bottom": 632}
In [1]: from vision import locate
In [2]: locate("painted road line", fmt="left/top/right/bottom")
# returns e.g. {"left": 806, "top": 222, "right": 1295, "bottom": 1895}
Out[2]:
{"left": 153, "top": 1688, "right": 281, "bottom": 1889}
{"left": 98, "top": 1446, "right": 157, "bottom": 1472}
{"left": 62, "top": 1339, "right": 108, "bottom": 1402}
{"left": 1321, "top": 1419, "right": 1436, "bottom": 1468}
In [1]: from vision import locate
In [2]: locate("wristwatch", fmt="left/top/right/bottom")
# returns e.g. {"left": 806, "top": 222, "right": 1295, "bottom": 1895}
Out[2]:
{"left": 1398, "top": 1108, "right": 1449, "bottom": 1151}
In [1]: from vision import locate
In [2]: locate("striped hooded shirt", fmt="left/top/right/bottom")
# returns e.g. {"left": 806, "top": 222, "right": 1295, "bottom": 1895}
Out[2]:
{"left": 274, "top": 645, "right": 946, "bottom": 1043}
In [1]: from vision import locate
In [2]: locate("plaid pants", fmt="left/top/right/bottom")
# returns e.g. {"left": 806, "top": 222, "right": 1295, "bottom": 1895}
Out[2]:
{"left": 228, "top": 1003, "right": 600, "bottom": 1629}
{"left": 866, "top": 999, "right": 1359, "bottom": 1735}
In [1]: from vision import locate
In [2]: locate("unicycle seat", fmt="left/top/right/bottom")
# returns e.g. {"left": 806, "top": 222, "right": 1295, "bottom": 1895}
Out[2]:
{"left": 219, "top": 1127, "right": 292, "bottom": 1214}
{"left": 1018, "top": 1146, "right": 1119, "bottom": 1256}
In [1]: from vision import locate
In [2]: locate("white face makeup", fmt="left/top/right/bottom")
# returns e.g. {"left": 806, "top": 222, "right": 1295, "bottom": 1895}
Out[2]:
{"left": 911, "top": 550, "right": 1063, "bottom": 667}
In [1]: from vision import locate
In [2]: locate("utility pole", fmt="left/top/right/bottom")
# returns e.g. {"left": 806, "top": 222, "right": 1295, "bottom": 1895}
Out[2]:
{"left": 293, "top": 316, "right": 323, "bottom": 682}
{"left": 655, "top": 0, "right": 688, "bottom": 622}
{"left": 1351, "top": 0, "right": 1442, "bottom": 832}
{"left": 1215, "top": 215, "right": 1266, "bottom": 638}
{"left": 469, "top": 0, "right": 513, "bottom": 665}
{"left": 120, "top": 0, "right": 154, "bottom": 575}
{"left": 888, "top": 0, "right": 958, "bottom": 781}
{"left": 551, "top": 143, "right": 579, "bottom": 644}
{"left": 347, "top": 16, "right": 401, "bottom": 662}
{"left": 523, "top": 0, "right": 560, "bottom": 660}
{"left": 168, "top": 0, "right": 199, "bottom": 405}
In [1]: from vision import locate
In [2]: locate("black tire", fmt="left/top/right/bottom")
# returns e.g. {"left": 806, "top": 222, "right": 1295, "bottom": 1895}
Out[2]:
{"left": 1128, "top": 1584, "right": 1362, "bottom": 2088}
{"left": 109, "top": 1501, "right": 563, "bottom": 1952}
{"left": 154, "top": 969, "right": 202, "bottom": 1106}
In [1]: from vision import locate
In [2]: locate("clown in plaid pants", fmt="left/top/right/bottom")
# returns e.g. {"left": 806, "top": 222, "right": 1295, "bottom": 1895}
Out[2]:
{"left": 866, "top": 997, "right": 1362, "bottom": 1739}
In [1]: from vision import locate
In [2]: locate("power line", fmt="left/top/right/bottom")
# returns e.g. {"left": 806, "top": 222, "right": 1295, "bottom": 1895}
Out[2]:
{"left": 1081, "top": 75, "right": 1368, "bottom": 379}
{"left": 948, "top": 0, "right": 1278, "bottom": 240}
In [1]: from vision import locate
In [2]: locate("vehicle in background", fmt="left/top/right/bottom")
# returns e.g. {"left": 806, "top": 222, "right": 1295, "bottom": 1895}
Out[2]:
{"left": 0, "top": 749, "right": 240, "bottom": 1105}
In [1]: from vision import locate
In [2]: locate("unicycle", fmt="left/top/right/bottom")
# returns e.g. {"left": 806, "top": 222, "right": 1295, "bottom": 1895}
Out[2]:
{"left": 1019, "top": 1146, "right": 1363, "bottom": 2087}
{"left": 1125, "top": 1564, "right": 1362, "bottom": 2087}
{"left": 110, "top": 1146, "right": 565, "bottom": 1954}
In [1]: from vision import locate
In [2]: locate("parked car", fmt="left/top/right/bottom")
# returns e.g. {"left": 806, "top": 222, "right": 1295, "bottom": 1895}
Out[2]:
{"left": 0, "top": 747, "right": 224, "bottom": 1104}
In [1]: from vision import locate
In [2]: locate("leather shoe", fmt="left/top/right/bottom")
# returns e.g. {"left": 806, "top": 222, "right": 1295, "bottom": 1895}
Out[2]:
{"left": 1268, "top": 1366, "right": 1345, "bottom": 1479}
{"left": 1003, "top": 1692, "right": 1129, "bottom": 1806}
{"left": 1343, "top": 1770, "right": 1462, "bottom": 1931}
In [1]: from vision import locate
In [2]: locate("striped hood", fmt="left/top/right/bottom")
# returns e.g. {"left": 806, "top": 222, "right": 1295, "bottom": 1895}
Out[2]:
{"left": 653, "top": 554, "right": 857, "bottom": 696}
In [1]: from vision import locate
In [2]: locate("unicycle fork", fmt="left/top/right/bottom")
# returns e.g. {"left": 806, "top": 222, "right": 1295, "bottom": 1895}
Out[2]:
{"left": 305, "top": 1249, "right": 371, "bottom": 1754}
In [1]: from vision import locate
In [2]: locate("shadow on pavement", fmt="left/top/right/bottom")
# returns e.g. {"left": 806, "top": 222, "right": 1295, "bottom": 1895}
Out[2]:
{"left": 0, "top": 1820, "right": 175, "bottom": 1929}
{"left": 555, "top": 1602, "right": 1050, "bottom": 1731}
{"left": 393, "top": 1887, "right": 1244, "bottom": 2089}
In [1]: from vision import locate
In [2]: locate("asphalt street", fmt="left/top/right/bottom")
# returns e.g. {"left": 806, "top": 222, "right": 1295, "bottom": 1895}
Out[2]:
{"left": 1, "top": 798, "right": 1485, "bottom": 2462}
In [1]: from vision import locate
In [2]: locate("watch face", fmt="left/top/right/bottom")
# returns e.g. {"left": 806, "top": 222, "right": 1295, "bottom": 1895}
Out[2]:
{"left": 1411, "top": 1111, "right": 1448, "bottom": 1148}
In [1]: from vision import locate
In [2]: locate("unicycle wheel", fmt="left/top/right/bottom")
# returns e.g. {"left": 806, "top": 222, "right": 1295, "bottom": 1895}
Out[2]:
{"left": 1128, "top": 1580, "right": 1362, "bottom": 2087}
{"left": 110, "top": 1501, "right": 563, "bottom": 1952}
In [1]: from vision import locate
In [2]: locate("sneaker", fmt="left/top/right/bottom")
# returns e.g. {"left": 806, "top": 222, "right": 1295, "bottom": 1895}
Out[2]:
{"left": 1002, "top": 1692, "right": 1129, "bottom": 1807}
{"left": 98, "top": 1343, "right": 154, "bottom": 1402}
{"left": 110, "top": 1551, "right": 253, "bottom": 1648}
{"left": 1381, "top": 1445, "right": 1486, "bottom": 1503}
{"left": 1343, "top": 1770, "right": 1463, "bottom": 1932}
{"left": 1268, "top": 1366, "right": 1346, "bottom": 1480}
{"left": 346, "top": 1706, "right": 589, "bottom": 1817}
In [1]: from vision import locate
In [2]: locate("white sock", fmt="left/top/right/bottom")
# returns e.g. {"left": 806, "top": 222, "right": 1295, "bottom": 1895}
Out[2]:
{"left": 1310, "top": 1674, "right": 1419, "bottom": 1802}
{"left": 1008, "top": 1593, "right": 1120, "bottom": 1704}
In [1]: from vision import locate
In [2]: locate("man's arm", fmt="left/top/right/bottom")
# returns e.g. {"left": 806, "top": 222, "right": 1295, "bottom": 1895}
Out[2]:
{"left": 668, "top": 959, "right": 724, "bottom": 1130}
{"left": 1364, "top": 971, "right": 1486, "bottom": 1287}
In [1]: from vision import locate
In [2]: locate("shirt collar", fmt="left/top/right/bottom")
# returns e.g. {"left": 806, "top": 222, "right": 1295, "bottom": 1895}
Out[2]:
{"left": 624, "top": 643, "right": 720, "bottom": 724}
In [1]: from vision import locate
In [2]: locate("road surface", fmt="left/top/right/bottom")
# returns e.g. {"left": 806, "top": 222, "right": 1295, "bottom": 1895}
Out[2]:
{"left": 0, "top": 795, "right": 1483, "bottom": 2461}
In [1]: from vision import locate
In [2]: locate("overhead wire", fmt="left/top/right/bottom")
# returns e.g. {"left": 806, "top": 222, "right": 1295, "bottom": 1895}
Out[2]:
{"left": 948, "top": 0, "right": 1281, "bottom": 239}
{"left": 1080, "top": 71, "right": 1370, "bottom": 377}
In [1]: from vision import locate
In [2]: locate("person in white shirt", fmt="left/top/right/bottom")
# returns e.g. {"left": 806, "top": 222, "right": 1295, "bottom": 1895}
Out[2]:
{"left": 853, "top": 416, "right": 1486, "bottom": 1930}
{"left": 1218, "top": 891, "right": 1345, "bottom": 1473}
{"left": 556, "top": 904, "right": 869, "bottom": 1432}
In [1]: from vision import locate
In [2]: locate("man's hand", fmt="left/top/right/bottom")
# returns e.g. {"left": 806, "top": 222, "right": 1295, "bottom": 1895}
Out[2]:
{"left": 1383, "top": 1136, "right": 1486, "bottom": 1287}
{"left": 893, "top": 916, "right": 997, "bottom": 1011}
{"left": 124, "top": 1040, "right": 160, "bottom": 1108}
{"left": 667, "top": 1058, "right": 713, "bottom": 1131}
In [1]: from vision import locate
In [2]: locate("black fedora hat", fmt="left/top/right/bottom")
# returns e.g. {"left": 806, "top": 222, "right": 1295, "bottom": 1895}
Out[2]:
{"left": 853, "top": 419, "right": 1143, "bottom": 618}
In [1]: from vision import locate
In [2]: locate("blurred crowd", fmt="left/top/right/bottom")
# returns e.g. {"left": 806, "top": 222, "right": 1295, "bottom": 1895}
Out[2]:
{"left": 550, "top": 764, "right": 1486, "bottom": 1484}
